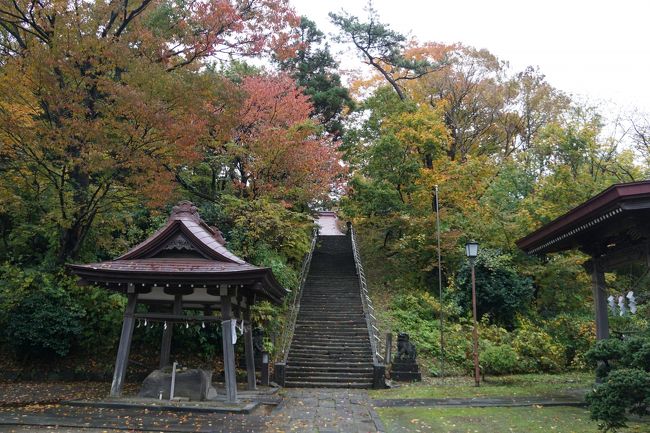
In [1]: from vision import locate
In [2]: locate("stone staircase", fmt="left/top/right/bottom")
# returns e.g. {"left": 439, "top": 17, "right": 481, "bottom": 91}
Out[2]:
{"left": 284, "top": 235, "right": 375, "bottom": 388}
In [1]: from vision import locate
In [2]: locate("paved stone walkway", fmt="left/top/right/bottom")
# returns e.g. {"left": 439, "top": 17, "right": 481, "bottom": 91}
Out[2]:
{"left": 0, "top": 388, "right": 384, "bottom": 433}
{"left": 267, "top": 389, "right": 384, "bottom": 433}
{"left": 0, "top": 404, "right": 269, "bottom": 432}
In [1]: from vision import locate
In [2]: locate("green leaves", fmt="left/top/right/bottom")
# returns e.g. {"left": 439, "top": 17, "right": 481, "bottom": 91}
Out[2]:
{"left": 587, "top": 368, "right": 650, "bottom": 432}
{"left": 330, "top": 5, "right": 440, "bottom": 100}
{"left": 454, "top": 249, "right": 534, "bottom": 328}
{"left": 4, "top": 275, "right": 85, "bottom": 358}
{"left": 584, "top": 336, "right": 650, "bottom": 431}
{"left": 277, "top": 17, "right": 353, "bottom": 138}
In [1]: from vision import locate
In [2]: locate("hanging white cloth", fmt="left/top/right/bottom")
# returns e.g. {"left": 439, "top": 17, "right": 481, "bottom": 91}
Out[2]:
{"left": 229, "top": 320, "right": 246, "bottom": 344}
{"left": 231, "top": 320, "right": 238, "bottom": 344}
{"left": 618, "top": 296, "right": 627, "bottom": 316}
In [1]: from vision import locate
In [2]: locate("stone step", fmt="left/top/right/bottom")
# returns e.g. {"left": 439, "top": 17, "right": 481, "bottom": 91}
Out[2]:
{"left": 304, "top": 281, "right": 358, "bottom": 284}
{"left": 287, "top": 360, "right": 373, "bottom": 367}
{"left": 286, "top": 372, "right": 374, "bottom": 380}
{"left": 292, "top": 335, "right": 369, "bottom": 347}
{"left": 300, "top": 296, "right": 359, "bottom": 300}
{"left": 290, "top": 344, "right": 370, "bottom": 352}
{"left": 298, "top": 311, "right": 365, "bottom": 320}
{"left": 298, "top": 312, "right": 363, "bottom": 315}
{"left": 291, "top": 336, "right": 370, "bottom": 343}
{"left": 300, "top": 292, "right": 359, "bottom": 296}
{"left": 283, "top": 380, "right": 372, "bottom": 389}
{"left": 285, "top": 365, "right": 373, "bottom": 373}
{"left": 295, "top": 323, "right": 367, "bottom": 329}
{"left": 287, "top": 355, "right": 371, "bottom": 363}
{"left": 291, "top": 334, "right": 369, "bottom": 341}
{"left": 301, "top": 291, "right": 359, "bottom": 295}
{"left": 305, "top": 277, "right": 356, "bottom": 280}
{"left": 288, "top": 354, "right": 371, "bottom": 361}
{"left": 291, "top": 335, "right": 368, "bottom": 342}
{"left": 293, "top": 326, "right": 368, "bottom": 332}
{"left": 286, "top": 375, "right": 374, "bottom": 383}
{"left": 292, "top": 333, "right": 368, "bottom": 339}
{"left": 298, "top": 310, "right": 364, "bottom": 314}
{"left": 299, "top": 300, "right": 361, "bottom": 304}
{"left": 289, "top": 346, "right": 371, "bottom": 353}
{"left": 292, "top": 332, "right": 369, "bottom": 338}
{"left": 294, "top": 327, "right": 368, "bottom": 333}
{"left": 298, "top": 309, "right": 364, "bottom": 312}
{"left": 292, "top": 334, "right": 369, "bottom": 341}
{"left": 295, "top": 316, "right": 366, "bottom": 321}
{"left": 285, "top": 367, "right": 373, "bottom": 375}
{"left": 299, "top": 300, "right": 359, "bottom": 304}
{"left": 294, "top": 325, "right": 367, "bottom": 330}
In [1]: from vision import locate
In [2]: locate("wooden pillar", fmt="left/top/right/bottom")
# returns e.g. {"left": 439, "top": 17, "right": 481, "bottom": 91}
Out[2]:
{"left": 160, "top": 295, "right": 182, "bottom": 368}
{"left": 110, "top": 291, "right": 137, "bottom": 397}
{"left": 243, "top": 305, "right": 256, "bottom": 391}
{"left": 220, "top": 287, "right": 237, "bottom": 403}
{"left": 590, "top": 260, "right": 610, "bottom": 340}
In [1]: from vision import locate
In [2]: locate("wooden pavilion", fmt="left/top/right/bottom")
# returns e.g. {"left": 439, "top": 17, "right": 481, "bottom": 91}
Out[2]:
{"left": 68, "top": 201, "right": 287, "bottom": 403}
{"left": 517, "top": 180, "right": 650, "bottom": 341}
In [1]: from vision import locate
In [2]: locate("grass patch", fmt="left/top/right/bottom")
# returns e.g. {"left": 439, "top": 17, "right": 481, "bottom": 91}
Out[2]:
{"left": 371, "top": 373, "right": 594, "bottom": 400}
{"left": 376, "top": 406, "right": 649, "bottom": 433}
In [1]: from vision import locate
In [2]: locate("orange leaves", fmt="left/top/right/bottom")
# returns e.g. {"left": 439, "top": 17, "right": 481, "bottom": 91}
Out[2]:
{"left": 230, "top": 73, "right": 343, "bottom": 204}
{"left": 145, "top": 0, "right": 301, "bottom": 68}
{"left": 239, "top": 73, "right": 313, "bottom": 129}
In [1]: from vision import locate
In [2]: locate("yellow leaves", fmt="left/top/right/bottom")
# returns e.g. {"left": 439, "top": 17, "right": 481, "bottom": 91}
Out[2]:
{"left": 382, "top": 103, "right": 449, "bottom": 156}
{"left": 416, "top": 156, "right": 496, "bottom": 209}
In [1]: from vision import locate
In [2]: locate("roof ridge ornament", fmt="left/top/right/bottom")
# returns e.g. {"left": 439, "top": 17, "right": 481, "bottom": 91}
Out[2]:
{"left": 170, "top": 201, "right": 200, "bottom": 222}
{"left": 211, "top": 227, "right": 226, "bottom": 245}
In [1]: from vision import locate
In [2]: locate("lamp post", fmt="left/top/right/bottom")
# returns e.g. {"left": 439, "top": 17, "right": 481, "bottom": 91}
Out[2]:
{"left": 465, "top": 240, "right": 480, "bottom": 387}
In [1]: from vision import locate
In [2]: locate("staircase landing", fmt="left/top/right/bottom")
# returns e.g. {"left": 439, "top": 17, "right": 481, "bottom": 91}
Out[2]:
{"left": 316, "top": 211, "right": 345, "bottom": 236}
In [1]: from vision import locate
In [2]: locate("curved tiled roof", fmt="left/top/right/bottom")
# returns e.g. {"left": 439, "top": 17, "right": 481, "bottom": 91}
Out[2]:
{"left": 67, "top": 201, "right": 287, "bottom": 303}
{"left": 69, "top": 258, "right": 260, "bottom": 274}
{"left": 517, "top": 181, "right": 650, "bottom": 255}
{"left": 118, "top": 201, "right": 245, "bottom": 263}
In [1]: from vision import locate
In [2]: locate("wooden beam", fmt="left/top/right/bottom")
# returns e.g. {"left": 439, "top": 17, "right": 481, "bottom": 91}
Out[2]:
{"left": 110, "top": 292, "right": 137, "bottom": 397}
{"left": 134, "top": 313, "right": 221, "bottom": 322}
{"left": 596, "top": 241, "right": 650, "bottom": 271}
{"left": 243, "top": 308, "right": 256, "bottom": 391}
{"left": 160, "top": 295, "right": 182, "bottom": 368}
{"left": 220, "top": 291, "right": 237, "bottom": 403}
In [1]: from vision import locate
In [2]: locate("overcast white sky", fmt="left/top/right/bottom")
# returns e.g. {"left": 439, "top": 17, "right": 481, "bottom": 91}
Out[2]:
{"left": 289, "top": 0, "right": 650, "bottom": 116}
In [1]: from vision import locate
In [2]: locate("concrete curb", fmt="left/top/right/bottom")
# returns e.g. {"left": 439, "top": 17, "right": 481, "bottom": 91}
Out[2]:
{"left": 372, "top": 397, "right": 587, "bottom": 408}
{"left": 64, "top": 399, "right": 259, "bottom": 414}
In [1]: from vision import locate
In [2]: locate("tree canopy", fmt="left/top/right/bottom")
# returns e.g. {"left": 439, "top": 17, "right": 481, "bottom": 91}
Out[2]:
{"left": 0, "top": 2, "right": 648, "bottom": 406}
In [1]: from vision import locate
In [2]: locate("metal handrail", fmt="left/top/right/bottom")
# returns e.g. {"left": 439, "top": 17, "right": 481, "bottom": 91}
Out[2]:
{"left": 350, "top": 225, "right": 385, "bottom": 365}
{"left": 278, "top": 227, "right": 318, "bottom": 362}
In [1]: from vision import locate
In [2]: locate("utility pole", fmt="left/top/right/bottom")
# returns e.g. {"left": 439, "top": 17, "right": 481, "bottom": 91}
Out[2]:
{"left": 435, "top": 185, "right": 444, "bottom": 377}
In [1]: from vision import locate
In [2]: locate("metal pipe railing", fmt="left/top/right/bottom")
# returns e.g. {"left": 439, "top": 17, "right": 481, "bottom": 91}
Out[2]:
{"left": 350, "top": 225, "right": 385, "bottom": 365}
{"left": 277, "top": 227, "right": 318, "bottom": 362}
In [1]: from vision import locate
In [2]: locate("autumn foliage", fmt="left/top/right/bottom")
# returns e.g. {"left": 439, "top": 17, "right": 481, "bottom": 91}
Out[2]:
{"left": 233, "top": 73, "right": 343, "bottom": 202}
{"left": 0, "top": 0, "right": 342, "bottom": 264}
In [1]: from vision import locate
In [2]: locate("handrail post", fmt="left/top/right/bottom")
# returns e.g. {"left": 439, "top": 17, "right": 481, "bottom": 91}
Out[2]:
{"left": 350, "top": 225, "right": 387, "bottom": 388}
{"left": 278, "top": 227, "right": 318, "bottom": 364}
{"left": 350, "top": 226, "right": 384, "bottom": 366}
